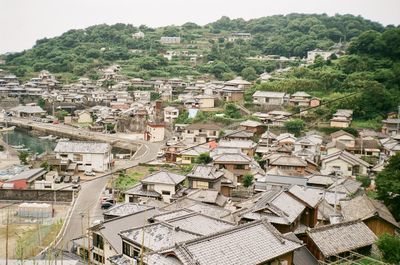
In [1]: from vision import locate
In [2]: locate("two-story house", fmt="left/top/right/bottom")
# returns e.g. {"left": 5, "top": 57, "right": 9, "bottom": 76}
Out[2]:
{"left": 123, "top": 171, "right": 186, "bottom": 203}
{"left": 293, "top": 135, "right": 323, "bottom": 163}
{"left": 144, "top": 122, "right": 165, "bottom": 142}
{"left": 54, "top": 141, "right": 112, "bottom": 172}
{"left": 163, "top": 106, "right": 179, "bottom": 123}
{"left": 252, "top": 91, "right": 289, "bottom": 106}
{"left": 321, "top": 150, "right": 371, "bottom": 177}
{"left": 213, "top": 152, "right": 252, "bottom": 183}
{"left": 182, "top": 123, "right": 221, "bottom": 144}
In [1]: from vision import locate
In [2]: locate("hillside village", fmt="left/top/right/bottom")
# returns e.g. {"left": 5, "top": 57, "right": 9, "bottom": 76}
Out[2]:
{"left": 0, "top": 12, "right": 400, "bottom": 265}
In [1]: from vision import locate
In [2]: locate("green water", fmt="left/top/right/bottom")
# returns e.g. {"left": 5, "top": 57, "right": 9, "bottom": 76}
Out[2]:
{"left": 2, "top": 128, "right": 57, "bottom": 154}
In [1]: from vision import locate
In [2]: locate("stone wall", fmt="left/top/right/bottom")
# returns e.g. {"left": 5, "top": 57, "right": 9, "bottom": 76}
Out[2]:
{"left": 0, "top": 189, "right": 74, "bottom": 202}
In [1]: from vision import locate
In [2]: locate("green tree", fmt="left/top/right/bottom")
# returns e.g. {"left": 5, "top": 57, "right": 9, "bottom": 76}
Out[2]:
{"left": 38, "top": 98, "right": 46, "bottom": 109}
{"left": 356, "top": 175, "right": 371, "bottom": 188}
{"left": 224, "top": 103, "right": 241, "bottom": 119}
{"left": 242, "top": 174, "right": 254, "bottom": 187}
{"left": 376, "top": 234, "right": 400, "bottom": 264}
{"left": 195, "top": 153, "right": 213, "bottom": 164}
{"left": 150, "top": 92, "right": 161, "bottom": 101}
{"left": 376, "top": 153, "right": 400, "bottom": 220}
{"left": 19, "top": 151, "right": 29, "bottom": 165}
{"left": 241, "top": 66, "right": 258, "bottom": 81}
{"left": 284, "top": 119, "right": 305, "bottom": 136}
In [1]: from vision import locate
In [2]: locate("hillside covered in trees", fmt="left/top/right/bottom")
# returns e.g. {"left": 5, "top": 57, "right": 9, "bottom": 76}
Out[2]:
{"left": 2, "top": 13, "right": 399, "bottom": 122}
{"left": 2, "top": 13, "right": 385, "bottom": 81}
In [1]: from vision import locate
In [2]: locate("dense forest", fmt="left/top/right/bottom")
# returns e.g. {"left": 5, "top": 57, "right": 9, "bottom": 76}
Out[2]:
{"left": 2, "top": 13, "right": 386, "bottom": 81}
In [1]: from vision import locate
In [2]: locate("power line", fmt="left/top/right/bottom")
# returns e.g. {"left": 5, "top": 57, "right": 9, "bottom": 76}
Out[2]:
{"left": 0, "top": 90, "right": 360, "bottom": 211}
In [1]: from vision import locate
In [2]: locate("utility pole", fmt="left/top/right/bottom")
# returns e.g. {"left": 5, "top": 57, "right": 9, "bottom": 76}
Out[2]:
{"left": 333, "top": 170, "right": 340, "bottom": 214}
{"left": 6, "top": 210, "right": 9, "bottom": 265}
{"left": 87, "top": 209, "right": 91, "bottom": 265}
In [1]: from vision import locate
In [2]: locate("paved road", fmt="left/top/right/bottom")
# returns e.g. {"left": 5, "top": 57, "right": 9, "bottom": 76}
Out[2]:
{"left": 2, "top": 118, "right": 164, "bottom": 252}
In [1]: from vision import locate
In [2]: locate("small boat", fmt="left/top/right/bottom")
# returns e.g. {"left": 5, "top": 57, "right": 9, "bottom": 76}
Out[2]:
{"left": 39, "top": 135, "right": 58, "bottom": 140}
{"left": 15, "top": 148, "right": 30, "bottom": 152}
{"left": 56, "top": 138, "right": 70, "bottom": 142}
{"left": 0, "top": 126, "right": 15, "bottom": 132}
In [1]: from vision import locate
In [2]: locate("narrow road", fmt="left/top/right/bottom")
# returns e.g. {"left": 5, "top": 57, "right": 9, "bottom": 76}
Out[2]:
{"left": 2, "top": 118, "right": 164, "bottom": 252}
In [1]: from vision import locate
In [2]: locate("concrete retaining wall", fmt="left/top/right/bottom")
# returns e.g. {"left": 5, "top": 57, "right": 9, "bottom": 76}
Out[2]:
{"left": 0, "top": 189, "right": 74, "bottom": 202}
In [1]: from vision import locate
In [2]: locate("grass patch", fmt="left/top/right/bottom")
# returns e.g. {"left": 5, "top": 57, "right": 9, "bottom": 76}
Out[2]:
{"left": 15, "top": 220, "right": 63, "bottom": 259}
{"left": 115, "top": 172, "right": 142, "bottom": 191}
{"left": 351, "top": 119, "right": 382, "bottom": 131}
{"left": 366, "top": 190, "right": 378, "bottom": 199}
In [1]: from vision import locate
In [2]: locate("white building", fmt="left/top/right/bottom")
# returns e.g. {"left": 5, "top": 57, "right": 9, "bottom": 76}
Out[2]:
{"left": 144, "top": 123, "right": 165, "bottom": 142}
{"left": 124, "top": 171, "right": 186, "bottom": 203}
{"left": 164, "top": 106, "right": 179, "bottom": 123}
{"left": 252, "top": 91, "right": 289, "bottom": 105}
{"left": 132, "top": 31, "right": 145, "bottom": 39}
{"left": 321, "top": 150, "right": 371, "bottom": 177}
{"left": 54, "top": 141, "right": 112, "bottom": 172}
{"left": 160, "top": 36, "right": 181, "bottom": 44}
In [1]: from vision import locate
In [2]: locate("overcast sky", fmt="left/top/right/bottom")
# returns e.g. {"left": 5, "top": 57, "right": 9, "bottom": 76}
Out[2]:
{"left": 1, "top": 0, "right": 399, "bottom": 54}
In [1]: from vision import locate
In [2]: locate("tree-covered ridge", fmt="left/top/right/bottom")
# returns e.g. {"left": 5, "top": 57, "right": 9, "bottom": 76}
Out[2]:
{"left": 246, "top": 26, "right": 400, "bottom": 121}
{"left": 3, "top": 13, "right": 386, "bottom": 81}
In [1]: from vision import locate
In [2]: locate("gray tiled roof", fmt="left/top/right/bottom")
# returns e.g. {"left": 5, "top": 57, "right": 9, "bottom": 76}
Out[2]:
{"left": 161, "top": 197, "right": 233, "bottom": 221}
{"left": 238, "top": 188, "right": 306, "bottom": 225}
{"left": 340, "top": 195, "right": 399, "bottom": 228}
{"left": 186, "top": 165, "right": 224, "bottom": 180}
{"left": 270, "top": 155, "right": 307, "bottom": 167}
{"left": 213, "top": 152, "right": 252, "bottom": 164}
{"left": 143, "top": 253, "right": 182, "bottom": 265}
{"left": 321, "top": 150, "right": 371, "bottom": 168}
{"left": 103, "top": 203, "right": 154, "bottom": 218}
{"left": 123, "top": 183, "right": 162, "bottom": 198}
{"left": 307, "top": 220, "right": 377, "bottom": 257}
{"left": 142, "top": 170, "right": 186, "bottom": 185}
{"left": 327, "top": 177, "right": 362, "bottom": 195}
{"left": 166, "top": 212, "right": 235, "bottom": 235}
{"left": 91, "top": 208, "right": 159, "bottom": 253}
{"left": 186, "top": 189, "right": 222, "bottom": 205}
{"left": 7, "top": 168, "right": 46, "bottom": 182}
{"left": 120, "top": 222, "right": 200, "bottom": 251}
{"left": 239, "top": 119, "right": 264, "bottom": 127}
{"left": 219, "top": 139, "right": 256, "bottom": 149}
{"left": 169, "top": 219, "right": 302, "bottom": 265}
{"left": 253, "top": 91, "right": 286, "bottom": 98}
{"left": 10, "top": 105, "right": 46, "bottom": 114}
{"left": 54, "top": 141, "right": 110, "bottom": 154}
{"left": 288, "top": 185, "right": 322, "bottom": 208}
{"left": 153, "top": 209, "right": 194, "bottom": 222}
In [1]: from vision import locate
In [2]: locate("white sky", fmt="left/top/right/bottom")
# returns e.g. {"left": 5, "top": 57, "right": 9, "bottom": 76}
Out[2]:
{"left": 1, "top": 0, "right": 399, "bottom": 54}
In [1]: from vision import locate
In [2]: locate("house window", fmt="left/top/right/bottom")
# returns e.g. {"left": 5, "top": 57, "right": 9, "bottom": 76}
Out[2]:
{"left": 235, "top": 164, "right": 245, "bottom": 170}
{"left": 93, "top": 253, "right": 104, "bottom": 264}
{"left": 73, "top": 154, "right": 83, "bottom": 161}
{"left": 122, "top": 242, "right": 133, "bottom": 257}
{"left": 161, "top": 190, "right": 171, "bottom": 195}
{"left": 60, "top": 154, "right": 68, "bottom": 159}
{"left": 192, "top": 181, "right": 209, "bottom": 189}
{"left": 93, "top": 233, "right": 104, "bottom": 250}
{"left": 348, "top": 166, "right": 352, "bottom": 172}
{"left": 143, "top": 184, "right": 154, "bottom": 191}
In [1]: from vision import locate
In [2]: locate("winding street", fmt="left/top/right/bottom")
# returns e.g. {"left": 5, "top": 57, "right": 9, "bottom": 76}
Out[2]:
{"left": 1, "top": 117, "right": 162, "bottom": 252}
